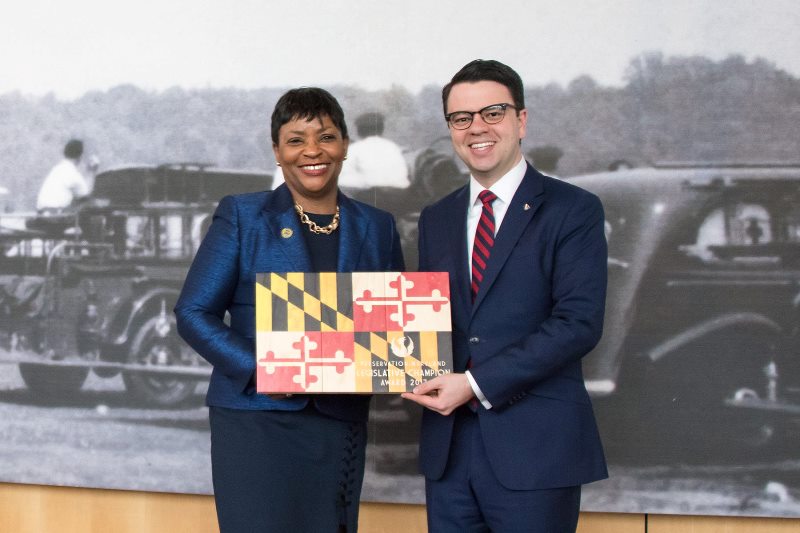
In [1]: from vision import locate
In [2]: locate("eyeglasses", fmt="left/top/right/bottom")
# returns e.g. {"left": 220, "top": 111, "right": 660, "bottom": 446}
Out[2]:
{"left": 444, "top": 103, "right": 518, "bottom": 130}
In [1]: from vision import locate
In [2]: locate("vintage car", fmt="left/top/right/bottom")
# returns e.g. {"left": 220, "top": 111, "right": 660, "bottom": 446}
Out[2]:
{"left": 570, "top": 163, "right": 800, "bottom": 463}
{"left": 0, "top": 153, "right": 463, "bottom": 414}
{"left": 0, "top": 163, "right": 268, "bottom": 405}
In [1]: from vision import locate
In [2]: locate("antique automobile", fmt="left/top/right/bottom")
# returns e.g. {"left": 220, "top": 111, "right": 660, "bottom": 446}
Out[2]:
{"left": 570, "top": 163, "right": 800, "bottom": 463}
{"left": 0, "top": 163, "right": 268, "bottom": 406}
{"left": 0, "top": 152, "right": 462, "bottom": 414}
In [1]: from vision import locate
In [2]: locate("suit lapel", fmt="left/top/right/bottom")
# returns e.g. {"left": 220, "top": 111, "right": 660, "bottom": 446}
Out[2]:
{"left": 436, "top": 186, "right": 472, "bottom": 323}
{"left": 261, "top": 185, "right": 313, "bottom": 271}
{"left": 336, "top": 194, "right": 368, "bottom": 272}
{"left": 471, "top": 164, "right": 545, "bottom": 314}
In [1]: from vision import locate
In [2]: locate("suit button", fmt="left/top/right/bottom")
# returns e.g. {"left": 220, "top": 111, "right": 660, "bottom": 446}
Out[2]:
{"left": 469, "top": 337, "right": 480, "bottom": 345}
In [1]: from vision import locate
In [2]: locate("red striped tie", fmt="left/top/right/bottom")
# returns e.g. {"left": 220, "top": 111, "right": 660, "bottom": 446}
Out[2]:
{"left": 471, "top": 190, "right": 497, "bottom": 303}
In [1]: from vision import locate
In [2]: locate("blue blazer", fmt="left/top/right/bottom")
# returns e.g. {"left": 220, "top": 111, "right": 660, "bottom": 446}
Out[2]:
{"left": 417, "top": 163, "right": 608, "bottom": 489}
{"left": 175, "top": 184, "right": 405, "bottom": 422}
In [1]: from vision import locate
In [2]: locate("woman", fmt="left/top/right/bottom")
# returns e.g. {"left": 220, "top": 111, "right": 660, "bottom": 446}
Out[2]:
{"left": 175, "top": 87, "right": 405, "bottom": 532}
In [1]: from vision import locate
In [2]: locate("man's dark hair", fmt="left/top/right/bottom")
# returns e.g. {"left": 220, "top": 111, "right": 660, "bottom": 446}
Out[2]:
{"left": 442, "top": 59, "right": 525, "bottom": 115}
{"left": 63, "top": 139, "right": 83, "bottom": 160}
{"left": 354, "top": 112, "right": 384, "bottom": 138}
{"left": 271, "top": 87, "right": 348, "bottom": 144}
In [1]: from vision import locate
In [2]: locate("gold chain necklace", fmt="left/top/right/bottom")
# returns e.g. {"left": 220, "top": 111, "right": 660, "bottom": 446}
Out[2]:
{"left": 294, "top": 204, "right": 340, "bottom": 234}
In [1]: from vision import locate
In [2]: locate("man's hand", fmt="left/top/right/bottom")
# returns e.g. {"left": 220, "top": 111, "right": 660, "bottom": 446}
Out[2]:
{"left": 401, "top": 373, "right": 475, "bottom": 416}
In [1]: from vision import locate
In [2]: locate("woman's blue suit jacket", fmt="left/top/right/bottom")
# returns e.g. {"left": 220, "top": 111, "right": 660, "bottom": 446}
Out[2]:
{"left": 174, "top": 184, "right": 405, "bottom": 422}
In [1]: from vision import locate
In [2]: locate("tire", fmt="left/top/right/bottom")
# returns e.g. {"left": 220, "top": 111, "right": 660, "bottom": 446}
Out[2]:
{"left": 122, "top": 315, "right": 200, "bottom": 407}
{"left": 18, "top": 363, "right": 89, "bottom": 400}
{"left": 630, "top": 330, "right": 779, "bottom": 464}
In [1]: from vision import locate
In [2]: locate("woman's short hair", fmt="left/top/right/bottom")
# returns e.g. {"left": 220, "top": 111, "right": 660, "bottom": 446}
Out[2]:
{"left": 271, "top": 87, "right": 348, "bottom": 144}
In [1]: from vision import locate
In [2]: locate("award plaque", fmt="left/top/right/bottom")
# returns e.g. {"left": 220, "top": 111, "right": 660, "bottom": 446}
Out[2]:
{"left": 255, "top": 272, "right": 453, "bottom": 394}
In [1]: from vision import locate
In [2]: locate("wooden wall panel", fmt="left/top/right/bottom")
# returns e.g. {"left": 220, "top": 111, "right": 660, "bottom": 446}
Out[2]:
{"left": 649, "top": 513, "right": 800, "bottom": 533}
{"left": 578, "top": 512, "right": 644, "bottom": 533}
{"left": 0, "top": 484, "right": 219, "bottom": 533}
{"left": 359, "top": 506, "right": 646, "bottom": 533}
{"left": 2, "top": 483, "right": 798, "bottom": 533}
{"left": 1, "top": 483, "right": 647, "bottom": 533}
{"left": 359, "top": 503, "right": 427, "bottom": 533}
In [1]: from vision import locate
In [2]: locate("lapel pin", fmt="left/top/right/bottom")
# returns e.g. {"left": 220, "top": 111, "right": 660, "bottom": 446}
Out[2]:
{"left": 524, "top": 203, "right": 531, "bottom": 211}
{"left": 281, "top": 228, "right": 293, "bottom": 238}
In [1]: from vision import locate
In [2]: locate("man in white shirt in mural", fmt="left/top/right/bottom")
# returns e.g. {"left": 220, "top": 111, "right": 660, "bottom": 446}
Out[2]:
{"left": 36, "top": 139, "right": 93, "bottom": 211}
{"left": 337, "top": 112, "right": 410, "bottom": 189}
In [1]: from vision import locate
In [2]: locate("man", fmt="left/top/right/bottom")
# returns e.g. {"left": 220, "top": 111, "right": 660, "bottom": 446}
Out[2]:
{"left": 337, "top": 111, "right": 410, "bottom": 189}
{"left": 36, "top": 139, "right": 91, "bottom": 211}
{"left": 402, "top": 59, "right": 608, "bottom": 532}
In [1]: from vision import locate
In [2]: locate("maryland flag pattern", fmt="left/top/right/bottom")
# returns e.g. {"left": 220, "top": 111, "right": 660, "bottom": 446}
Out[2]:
{"left": 255, "top": 272, "right": 452, "bottom": 393}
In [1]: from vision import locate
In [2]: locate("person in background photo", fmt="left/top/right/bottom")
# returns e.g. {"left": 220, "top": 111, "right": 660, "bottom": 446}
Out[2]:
{"left": 174, "top": 87, "right": 404, "bottom": 533}
{"left": 403, "top": 59, "right": 608, "bottom": 533}
{"left": 337, "top": 111, "right": 410, "bottom": 189}
{"left": 36, "top": 139, "right": 97, "bottom": 211}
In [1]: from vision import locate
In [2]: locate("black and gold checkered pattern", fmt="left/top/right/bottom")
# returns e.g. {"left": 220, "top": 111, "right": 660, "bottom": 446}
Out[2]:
{"left": 256, "top": 272, "right": 354, "bottom": 332}
{"left": 353, "top": 331, "right": 452, "bottom": 392}
{"left": 256, "top": 272, "right": 453, "bottom": 393}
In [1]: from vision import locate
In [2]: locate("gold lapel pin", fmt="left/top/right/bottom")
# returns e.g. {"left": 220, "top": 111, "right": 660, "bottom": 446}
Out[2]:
{"left": 281, "top": 228, "right": 293, "bottom": 238}
{"left": 524, "top": 203, "right": 531, "bottom": 211}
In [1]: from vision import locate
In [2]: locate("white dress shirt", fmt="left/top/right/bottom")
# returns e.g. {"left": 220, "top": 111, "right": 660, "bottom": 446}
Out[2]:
{"left": 465, "top": 156, "right": 527, "bottom": 409}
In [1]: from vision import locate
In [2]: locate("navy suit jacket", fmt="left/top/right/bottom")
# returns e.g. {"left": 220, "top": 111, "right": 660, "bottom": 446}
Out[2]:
{"left": 417, "top": 163, "right": 608, "bottom": 490}
{"left": 175, "top": 184, "right": 405, "bottom": 422}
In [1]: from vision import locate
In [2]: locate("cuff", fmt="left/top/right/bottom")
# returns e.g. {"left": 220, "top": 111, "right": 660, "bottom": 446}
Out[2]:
{"left": 465, "top": 370, "right": 492, "bottom": 410}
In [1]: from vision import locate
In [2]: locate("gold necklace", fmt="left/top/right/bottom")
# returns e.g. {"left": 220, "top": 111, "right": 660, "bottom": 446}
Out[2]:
{"left": 294, "top": 204, "right": 340, "bottom": 234}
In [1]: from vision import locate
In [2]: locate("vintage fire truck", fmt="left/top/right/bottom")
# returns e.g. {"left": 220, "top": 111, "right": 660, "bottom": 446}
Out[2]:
{"left": 0, "top": 164, "right": 268, "bottom": 405}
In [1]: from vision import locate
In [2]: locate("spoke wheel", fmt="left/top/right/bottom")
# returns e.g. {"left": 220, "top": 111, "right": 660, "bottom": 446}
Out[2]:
{"left": 122, "top": 316, "right": 200, "bottom": 407}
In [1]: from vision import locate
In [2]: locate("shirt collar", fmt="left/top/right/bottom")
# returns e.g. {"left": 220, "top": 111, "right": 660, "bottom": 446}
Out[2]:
{"left": 469, "top": 157, "right": 527, "bottom": 207}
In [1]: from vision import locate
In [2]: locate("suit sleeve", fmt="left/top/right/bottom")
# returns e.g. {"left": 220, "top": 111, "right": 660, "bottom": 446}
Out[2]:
{"left": 469, "top": 193, "right": 608, "bottom": 407}
{"left": 174, "top": 195, "right": 255, "bottom": 392}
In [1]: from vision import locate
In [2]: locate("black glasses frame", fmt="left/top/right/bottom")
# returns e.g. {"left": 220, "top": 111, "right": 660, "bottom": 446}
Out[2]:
{"left": 444, "top": 103, "right": 518, "bottom": 130}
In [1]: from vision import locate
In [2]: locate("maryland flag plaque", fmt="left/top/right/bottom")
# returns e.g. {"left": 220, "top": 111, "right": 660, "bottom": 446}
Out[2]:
{"left": 255, "top": 272, "right": 453, "bottom": 394}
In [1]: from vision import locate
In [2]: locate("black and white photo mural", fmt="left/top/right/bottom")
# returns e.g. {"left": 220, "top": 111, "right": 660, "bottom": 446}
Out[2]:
{"left": 1, "top": 0, "right": 799, "bottom": 518}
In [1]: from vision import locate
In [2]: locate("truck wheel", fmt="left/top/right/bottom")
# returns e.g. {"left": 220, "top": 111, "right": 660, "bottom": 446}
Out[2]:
{"left": 122, "top": 316, "right": 199, "bottom": 407}
{"left": 636, "top": 331, "right": 779, "bottom": 464}
{"left": 18, "top": 363, "right": 89, "bottom": 399}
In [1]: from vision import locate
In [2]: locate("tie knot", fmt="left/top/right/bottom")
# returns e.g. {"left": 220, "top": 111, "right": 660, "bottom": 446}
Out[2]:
{"left": 478, "top": 190, "right": 497, "bottom": 207}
